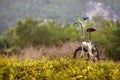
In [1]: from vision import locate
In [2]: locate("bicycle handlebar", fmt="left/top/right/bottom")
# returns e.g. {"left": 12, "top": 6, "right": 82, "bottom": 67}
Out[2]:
{"left": 73, "top": 22, "right": 85, "bottom": 39}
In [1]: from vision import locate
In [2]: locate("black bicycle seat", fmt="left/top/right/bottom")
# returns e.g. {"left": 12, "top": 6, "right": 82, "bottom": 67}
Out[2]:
{"left": 86, "top": 27, "right": 96, "bottom": 32}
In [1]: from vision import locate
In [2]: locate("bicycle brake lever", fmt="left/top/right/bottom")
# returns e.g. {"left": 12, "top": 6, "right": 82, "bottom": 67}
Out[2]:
{"left": 83, "top": 17, "right": 89, "bottom": 20}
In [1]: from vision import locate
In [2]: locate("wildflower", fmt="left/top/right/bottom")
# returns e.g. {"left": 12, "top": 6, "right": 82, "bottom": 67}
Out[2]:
{"left": 87, "top": 66, "right": 93, "bottom": 71}
{"left": 113, "top": 69, "right": 119, "bottom": 75}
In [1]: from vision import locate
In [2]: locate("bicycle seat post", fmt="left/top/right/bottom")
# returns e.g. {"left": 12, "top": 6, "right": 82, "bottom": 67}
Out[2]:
{"left": 86, "top": 27, "right": 96, "bottom": 42}
{"left": 88, "top": 32, "right": 91, "bottom": 42}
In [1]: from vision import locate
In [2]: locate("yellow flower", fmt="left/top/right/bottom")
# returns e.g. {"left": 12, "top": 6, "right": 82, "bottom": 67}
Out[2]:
{"left": 113, "top": 69, "right": 119, "bottom": 75}
{"left": 82, "top": 69, "right": 87, "bottom": 73}
{"left": 9, "top": 74, "right": 14, "bottom": 80}
{"left": 87, "top": 66, "right": 93, "bottom": 71}
{"left": 76, "top": 75, "right": 83, "bottom": 78}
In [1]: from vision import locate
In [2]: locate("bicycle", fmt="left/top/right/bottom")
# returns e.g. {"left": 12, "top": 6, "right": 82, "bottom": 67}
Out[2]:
{"left": 73, "top": 17, "right": 100, "bottom": 62}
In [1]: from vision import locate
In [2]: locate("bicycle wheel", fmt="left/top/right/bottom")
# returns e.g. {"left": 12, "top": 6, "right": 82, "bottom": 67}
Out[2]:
{"left": 92, "top": 45, "right": 100, "bottom": 62}
{"left": 73, "top": 46, "right": 88, "bottom": 59}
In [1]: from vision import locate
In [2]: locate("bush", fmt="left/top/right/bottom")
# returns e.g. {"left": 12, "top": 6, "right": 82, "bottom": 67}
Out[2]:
{"left": 108, "top": 25, "right": 120, "bottom": 60}
{"left": 4, "top": 17, "right": 76, "bottom": 48}
{"left": 0, "top": 35, "right": 18, "bottom": 55}
{"left": 0, "top": 35, "right": 10, "bottom": 49}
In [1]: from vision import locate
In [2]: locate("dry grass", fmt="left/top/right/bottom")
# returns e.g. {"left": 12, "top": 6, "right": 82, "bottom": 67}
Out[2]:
{"left": 12, "top": 42, "right": 79, "bottom": 60}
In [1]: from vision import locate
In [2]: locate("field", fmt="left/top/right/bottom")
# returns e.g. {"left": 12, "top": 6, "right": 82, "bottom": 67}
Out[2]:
{"left": 0, "top": 16, "right": 120, "bottom": 80}
{"left": 0, "top": 56, "right": 120, "bottom": 80}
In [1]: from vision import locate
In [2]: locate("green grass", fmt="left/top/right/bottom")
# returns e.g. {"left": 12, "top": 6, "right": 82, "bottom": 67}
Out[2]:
{"left": 0, "top": 56, "right": 120, "bottom": 80}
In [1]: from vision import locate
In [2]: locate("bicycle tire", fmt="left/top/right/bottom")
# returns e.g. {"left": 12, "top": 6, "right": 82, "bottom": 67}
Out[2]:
{"left": 92, "top": 45, "right": 100, "bottom": 62}
{"left": 73, "top": 46, "right": 89, "bottom": 59}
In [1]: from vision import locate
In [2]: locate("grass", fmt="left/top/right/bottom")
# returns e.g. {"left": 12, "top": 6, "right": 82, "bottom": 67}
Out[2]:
{"left": 0, "top": 56, "right": 120, "bottom": 80}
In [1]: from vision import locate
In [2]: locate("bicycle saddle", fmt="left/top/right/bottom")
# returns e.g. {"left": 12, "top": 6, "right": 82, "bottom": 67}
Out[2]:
{"left": 86, "top": 27, "right": 96, "bottom": 32}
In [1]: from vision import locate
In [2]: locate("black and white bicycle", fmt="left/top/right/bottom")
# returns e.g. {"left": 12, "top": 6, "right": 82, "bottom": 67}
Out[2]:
{"left": 73, "top": 17, "right": 100, "bottom": 62}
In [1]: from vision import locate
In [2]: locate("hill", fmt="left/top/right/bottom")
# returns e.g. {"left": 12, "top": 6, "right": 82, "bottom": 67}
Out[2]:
{"left": 0, "top": 0, "right": 120, "bottom": 33}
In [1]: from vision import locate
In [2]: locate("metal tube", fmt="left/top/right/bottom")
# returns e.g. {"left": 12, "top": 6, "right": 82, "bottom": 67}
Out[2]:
{"left": 89, "top": 32, "right": 91, "bottom": 42}
{"left": 73, "top": 22, "right": 85, "bottom": 40}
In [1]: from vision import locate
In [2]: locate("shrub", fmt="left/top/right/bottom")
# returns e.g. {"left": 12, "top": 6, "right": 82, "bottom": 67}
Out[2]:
{"left": 4, "top": 17, "right": 76, "bottom": 48}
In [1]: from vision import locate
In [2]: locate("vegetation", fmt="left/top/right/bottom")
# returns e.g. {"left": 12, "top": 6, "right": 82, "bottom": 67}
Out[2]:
{"left": 0, "top": 57, "right": 120, "bottom": 80}
{"left": 108, "top": 21, "right": 120, "bottom": 60}
{"left": 0, "top": 16, "right": 119, "bottom": 61}
{"left": 4, "top": 17, "right": 76, "bottom": 48}
{"left": 0, "top": 14, "right": 119, "bottom": 80}
{"left": 0, "top": 1, "right": 120, "bottom": 79}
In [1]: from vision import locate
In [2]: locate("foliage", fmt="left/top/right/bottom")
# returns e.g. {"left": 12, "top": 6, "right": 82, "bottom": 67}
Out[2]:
{"left": 4, "top": 17, "right": 76, "bottom": 48}
{"left": 0, "top": 35, "right": 10, "bottom": 49}
{"left": 108, "top": 21, "right": 120, "bottom": 60}
{"left": 0, "top": 35, "right": 18, "bottom": 55}
{"left": 0, "top": 57, "right": 120, "bottom": 80}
